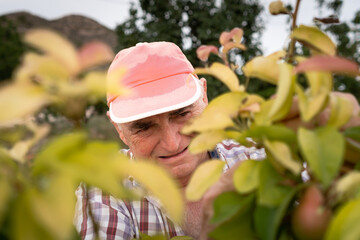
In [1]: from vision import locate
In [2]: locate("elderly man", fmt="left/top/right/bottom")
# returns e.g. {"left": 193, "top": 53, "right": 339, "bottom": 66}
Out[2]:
{"left": 74, "top": 42, "right": 263, "bottom": 239}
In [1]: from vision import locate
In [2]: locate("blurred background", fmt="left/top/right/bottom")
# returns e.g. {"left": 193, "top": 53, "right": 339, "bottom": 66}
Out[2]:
{"left": 1, "top": 0, "right": 359, "bottom": 141}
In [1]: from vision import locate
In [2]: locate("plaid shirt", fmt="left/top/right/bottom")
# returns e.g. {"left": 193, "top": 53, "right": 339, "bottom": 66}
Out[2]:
{"left": 74, "top": 140, "right": 265, "bottom": 240}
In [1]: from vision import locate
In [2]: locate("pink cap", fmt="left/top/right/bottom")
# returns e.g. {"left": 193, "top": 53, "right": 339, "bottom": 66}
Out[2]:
{"left": 107, "top": 42, "right": 201, "bottom": 123}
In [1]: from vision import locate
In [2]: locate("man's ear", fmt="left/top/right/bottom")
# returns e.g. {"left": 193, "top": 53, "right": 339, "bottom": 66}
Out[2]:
{"left": 199, "top": 77, "right": 208, "bottom": 105}
{"left": 106, "top": 111, "right": 128, "bottom": 145}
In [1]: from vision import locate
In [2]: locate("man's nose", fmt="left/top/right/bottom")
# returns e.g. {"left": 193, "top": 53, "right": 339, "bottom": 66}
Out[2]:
{"left": 159, "top": 123, "right": 181, "bottom": 153}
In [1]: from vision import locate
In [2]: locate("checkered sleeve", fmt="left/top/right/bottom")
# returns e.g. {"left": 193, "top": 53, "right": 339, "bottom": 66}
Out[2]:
{"left": 74, "top": 184, "right": 136, "bottom": 240}
{"left": 215, "top": 139, "right": 266, "bottom": 170}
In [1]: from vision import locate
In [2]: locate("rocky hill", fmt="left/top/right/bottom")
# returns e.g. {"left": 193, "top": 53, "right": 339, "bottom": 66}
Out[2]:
{"left": 0, "top": 11, "right": 118, "bottom": 49}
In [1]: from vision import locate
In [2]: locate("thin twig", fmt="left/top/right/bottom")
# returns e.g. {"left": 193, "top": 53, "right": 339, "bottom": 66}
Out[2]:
{"left": 287, "top": 0, "right": 302, "bottom": 63}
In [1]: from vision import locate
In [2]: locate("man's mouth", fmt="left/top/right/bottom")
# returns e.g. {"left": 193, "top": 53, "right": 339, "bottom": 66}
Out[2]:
{"left": 159, "top": 146, "right": 188, "bottom": 159}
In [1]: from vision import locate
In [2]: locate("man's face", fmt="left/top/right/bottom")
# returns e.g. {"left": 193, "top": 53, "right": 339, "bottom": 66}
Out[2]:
{"left": 118, "top": 91, "right": 208, "bottom": 187}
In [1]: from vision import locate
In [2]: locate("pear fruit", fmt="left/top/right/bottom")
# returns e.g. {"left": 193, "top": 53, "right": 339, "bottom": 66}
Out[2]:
{"left": 292, "top": 185, "right": 332, "bottom": 240}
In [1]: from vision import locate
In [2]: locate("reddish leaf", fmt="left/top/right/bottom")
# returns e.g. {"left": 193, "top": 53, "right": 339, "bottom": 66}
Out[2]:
{"left": 196, "top": 45, "right": 219, "bottom": 62}
{"left": 295, "top": 56, "right": 360, "bottom": 76}
{"left": 219, "top": 27, "right": 244, "bottom": 45}
{"left": 78, "top": 41, "right": 114, "bottom": 70}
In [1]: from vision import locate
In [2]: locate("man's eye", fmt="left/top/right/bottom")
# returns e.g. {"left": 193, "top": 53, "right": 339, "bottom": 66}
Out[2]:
{"left": 178, "top": 111, "right": 191, "bottom": 117}
{"left": 135, "top": 124, "right": 152, "bottom": 133}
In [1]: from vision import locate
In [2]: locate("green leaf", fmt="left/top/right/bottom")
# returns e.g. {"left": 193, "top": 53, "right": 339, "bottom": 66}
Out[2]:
{"left": 258, "top": 160, "right": 293, "bottom": 206}
{"left": 268, "top": 63, "right": 296, "bottom": 122}
{"left": 254, "top": 187, "right": 297, "bottom": 240}
{"left": 170, "top": 236, "right": 194, "bottom": 240}
{"left": 244, "top": 124, "right": 297, "bottom": 145}
{"left": 12, "top": 192, "right": 53, "bottom": 240}
{"left": 140, "top": 234, "right": 167, "bottom": 240}
{"left": 264, "top": 140, "right": 302, "bottom": 175}
{"left": 0, "top": 149, "right": 18, "bottom": 224}
{"left": 188, "top": 130, "right": 228, "bottom": 154}
{"left": 211, "top": 192, "right": 255, "bottom": 225}
{"left": 325, "top": 198, "right": 360, "bottom": 240}
{"left": 344, "top": 126, "right": 360, "bottom": 142}
{"left": 344, "top": 137, "right": 360, "bottom": 163}
{"left": 186, "top": 160, "right": 225, "bottom": 201}
{"left": 291, "top": 25, "right": 336, "bottom": 56}
{"left": 233, "top": 160, "right": 260, "bottom": 193}
{"left": 298, "top": 127, "right": 344, "bottom": 187}
{"left": 209, "top": 197, "right": 257, "bottom": 240}
{"left": 0, "top": 176, "right": 11, "bottom": 225}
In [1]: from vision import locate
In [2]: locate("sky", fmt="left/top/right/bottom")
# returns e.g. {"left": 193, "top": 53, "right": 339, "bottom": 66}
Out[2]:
{"left": 0, "top": 0, "right": 359, "bottom": 55}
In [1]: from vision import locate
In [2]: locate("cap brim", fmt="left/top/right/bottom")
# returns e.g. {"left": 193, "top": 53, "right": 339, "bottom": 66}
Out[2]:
{"left": 109, "top": 74, "right": 201, "bottom": 123}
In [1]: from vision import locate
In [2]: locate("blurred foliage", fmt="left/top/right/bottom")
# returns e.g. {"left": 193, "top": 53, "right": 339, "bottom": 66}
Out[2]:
{"left": 0, "top": 17, "right": 25, "bottom": 82}
{"left": 0, "top": 29, "right": 184, "bottom": 240}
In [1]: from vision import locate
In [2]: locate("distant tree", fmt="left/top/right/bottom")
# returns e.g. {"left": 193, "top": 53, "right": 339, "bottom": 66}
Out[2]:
{"left": 310, "top": 0, "right": 360, "bottom": 101}
{"left": 0, "top": 17, "right": 25, "bottom": 82}
{"left": 115, "top": 0, "right": 270, "bottom": 100}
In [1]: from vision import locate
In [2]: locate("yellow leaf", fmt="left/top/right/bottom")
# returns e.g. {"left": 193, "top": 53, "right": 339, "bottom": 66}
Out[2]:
{"left": 8, "top": 122, "right": 50, "bottom": 163}
{"left": 126, "top": 161, "right": 184, "bottom": 224}
{"left": 327, "top": 94, "right": 354, "bottom": 129}
{"left": 195, "top": 62, "right": 242, "bottom": 92}
{"left": 0, "top": 83, "right": 51, "bottom": 127}
{"left": 24, "top": 29, "right": 80, "bottom": 74}
{"left": 296, "top": 56, "right": 333, "bottom": 94}
{"left": 14, "top": 52, "right": 71, "bottom": 84}
{"left": 82, "top": 71, "right": 108, "bottom": 102}
{"left": 182, "top": 113, "right": 234, "bottom": 135}
{"left": 242, "top": 50, "right": 286, "bottom": 84}
{"left": 30, "top": 175, "right": 76, "bottom": 240}
{"left": 295, "top": 84, "right": 329, "bottom": 122}
{"left": 182, "top": 92, "right": 247, "bottom": 134}
{"left": 291, "top": 25, "right": 336, "bottom": 56}
{"left": 264, "top": 140, "right": 302, "bottom": 175}
{"left": 335, "top": 171, "right": 360, "bottom": 203}
{"left": 239, "top": 94, "right": 264, "bottom": 113}
{"left": 269, "top": 0, "right": 289, "bottom": 15}
{"left": 233, "top": 160, "right": 260, "bottom": 193}
{"left": 189, "top": 130, "right": 228, "bottom": 154}
{"left": 222, "top": 42, "right": 247, "bottom": 55}
{"left": 186, "top": 160, "right": 225, "bottom": 201}
{"left": 254, "top": 100, "right": 273, "bottom": 126}
{"left": 107, "top": 67, "right": 131, "bottom": 97}
{"left": 268, "top": 63, "right": 296, "bottom": 121}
